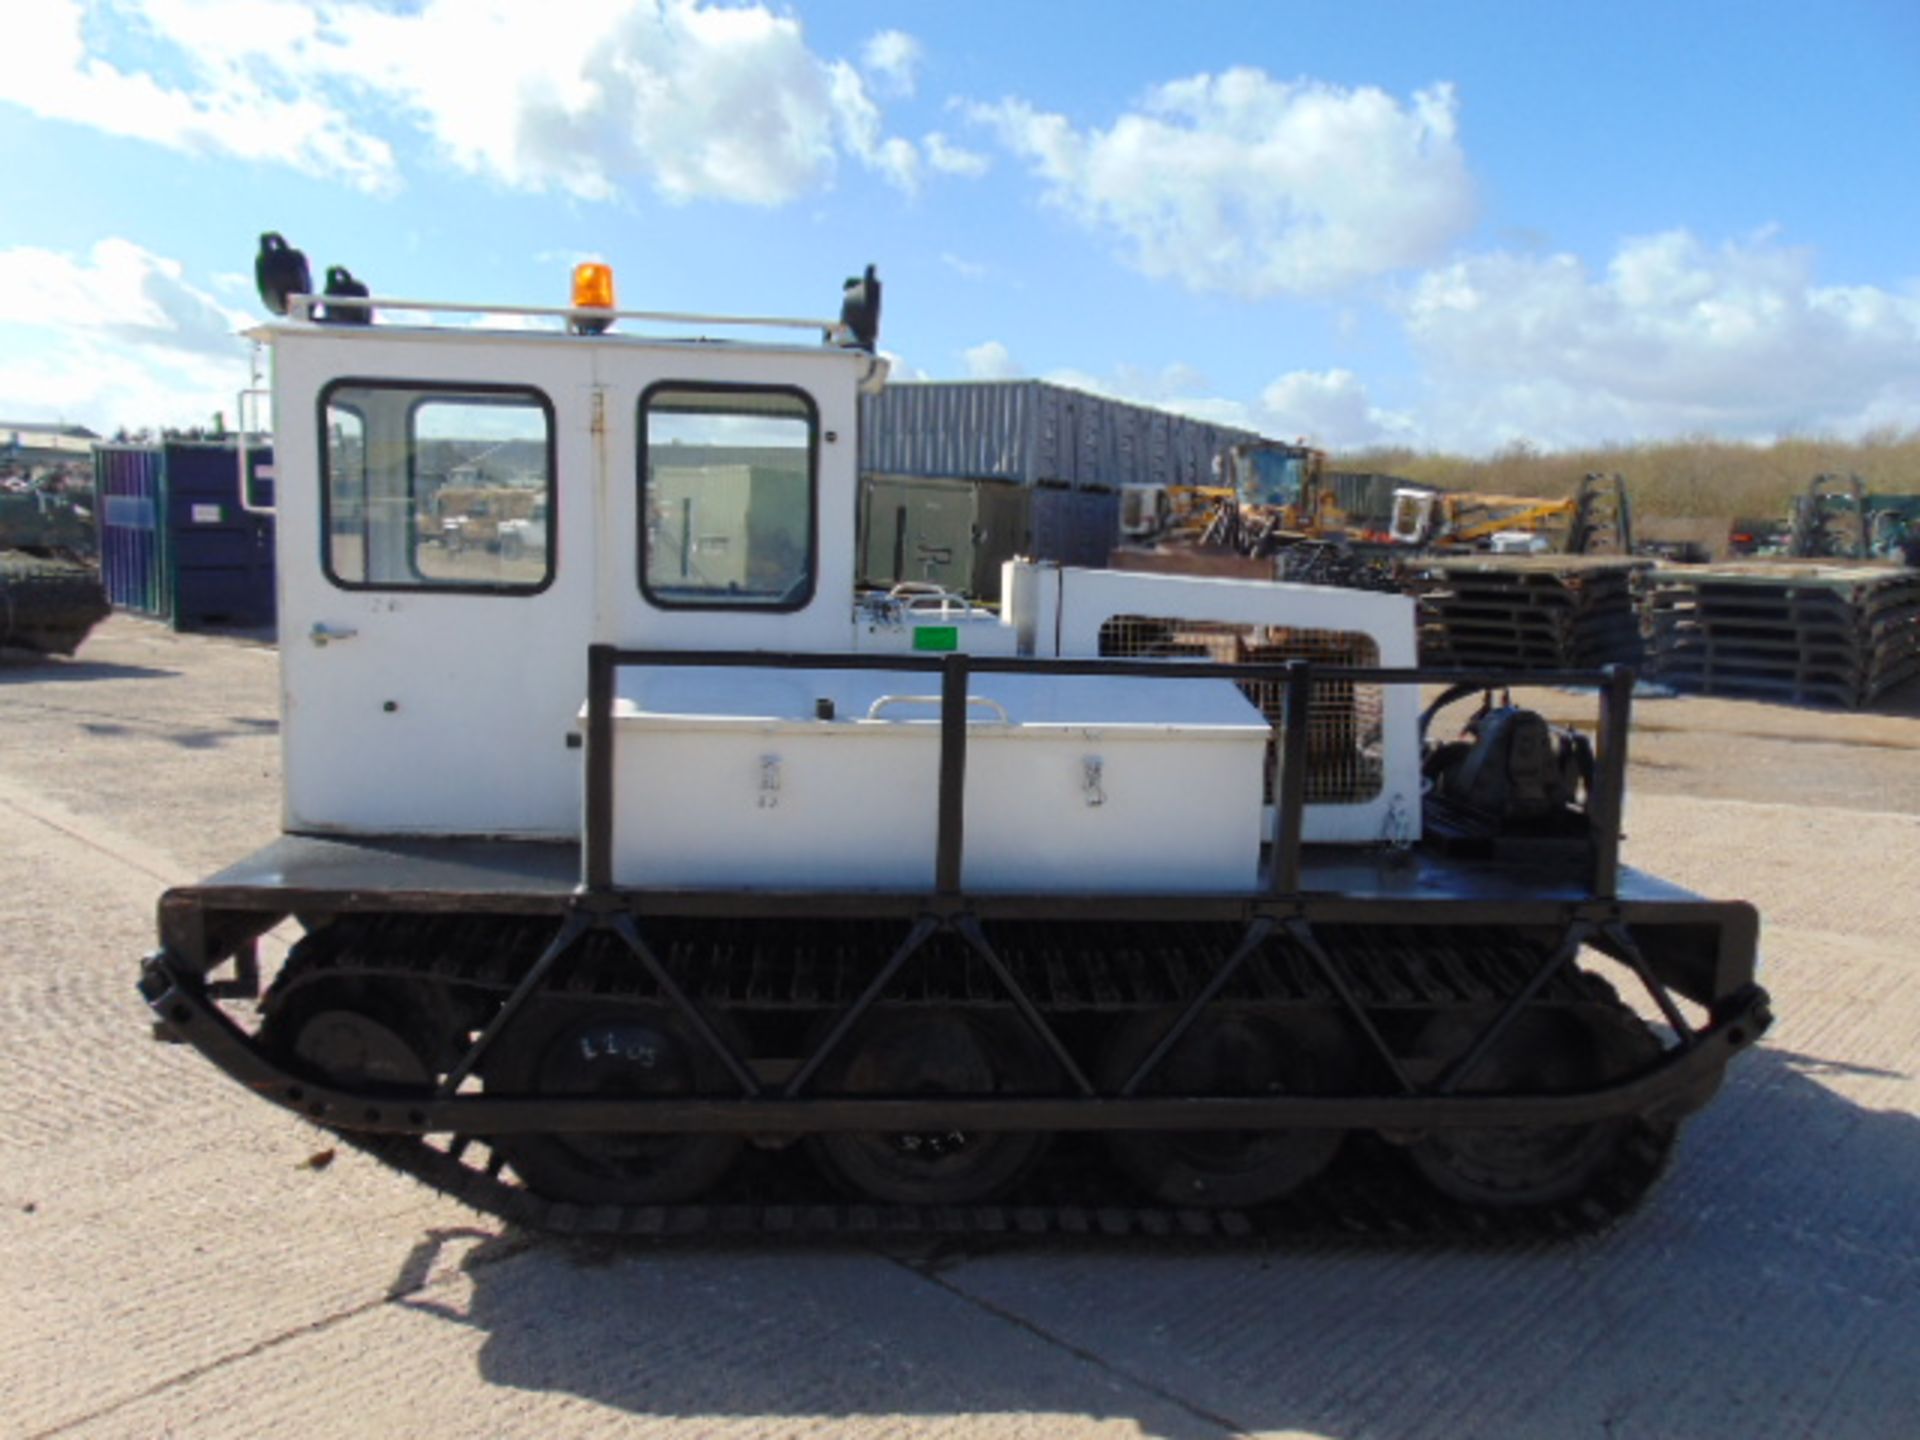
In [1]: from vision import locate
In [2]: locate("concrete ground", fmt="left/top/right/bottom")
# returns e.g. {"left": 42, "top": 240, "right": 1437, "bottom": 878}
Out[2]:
{"left": 2, "top": 614, "right": 1916, "bottom": 1440}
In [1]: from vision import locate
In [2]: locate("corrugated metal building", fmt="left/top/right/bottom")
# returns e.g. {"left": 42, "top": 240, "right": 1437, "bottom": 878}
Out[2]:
{"left": 859, "top": 380, "right": 1265, "bottom": 491}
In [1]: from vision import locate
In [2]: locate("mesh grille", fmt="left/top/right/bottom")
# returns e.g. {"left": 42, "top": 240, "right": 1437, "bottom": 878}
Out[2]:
{"left": 1097, "top": 615, "right": 1384, "bottom": 805}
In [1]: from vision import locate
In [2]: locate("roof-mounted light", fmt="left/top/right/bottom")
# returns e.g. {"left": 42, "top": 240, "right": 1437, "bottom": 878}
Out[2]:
{"left": 570, "top": 262, "right": 616, "bottom": 335}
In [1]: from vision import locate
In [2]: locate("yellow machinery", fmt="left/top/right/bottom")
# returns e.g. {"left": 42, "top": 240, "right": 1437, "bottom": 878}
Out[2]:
{"left": 1120, "top": 441, "right": 1346, "bottom": 555}
{"left": 421, "top": 483, "right": 544, "bottom": 552}
{"left": 1389, "top": 472, "right": 1633, "bottom": 555}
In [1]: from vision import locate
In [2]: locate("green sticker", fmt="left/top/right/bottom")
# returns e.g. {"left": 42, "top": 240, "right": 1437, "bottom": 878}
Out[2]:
{"left": 912, "top": 625, "right": 960, "bottom": 652}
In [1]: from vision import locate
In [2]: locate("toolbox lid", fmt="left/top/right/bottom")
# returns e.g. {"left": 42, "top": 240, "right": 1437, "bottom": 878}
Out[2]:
{"left": 591, "top": 667, "right": 1269, "bottom": 737}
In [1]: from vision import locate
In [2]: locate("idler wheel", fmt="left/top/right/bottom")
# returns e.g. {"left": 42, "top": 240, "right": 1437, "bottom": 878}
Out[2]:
{"left": 1101, "top": 1007, "right": 1352, "bottom": 1207}
{"left": 261, "top": 976, "right": 446, "bottom": 1094}
{"left": 485, "top": 1002, "right": 744, "bottom": 1206}
{"left": 807, "top": 1007, "right": 1053, "bottom": 1205}
{"left": 1405, "top": 1002, "right": 1661, "bottom": 1208}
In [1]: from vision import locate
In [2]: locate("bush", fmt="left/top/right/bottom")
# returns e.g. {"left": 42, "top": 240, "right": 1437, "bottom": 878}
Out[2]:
{"left": 1336, "top": 430, "right": 1920, "bottom": 519}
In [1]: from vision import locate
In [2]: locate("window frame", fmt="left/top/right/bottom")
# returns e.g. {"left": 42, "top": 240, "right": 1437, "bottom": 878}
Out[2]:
{"left": 317, "top": 377, "right": 558, "bottom": 597}
{"left": 637, "top": 379, "right": 819, "bottom": 613}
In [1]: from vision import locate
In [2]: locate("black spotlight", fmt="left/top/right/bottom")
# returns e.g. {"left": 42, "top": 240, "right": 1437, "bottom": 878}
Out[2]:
{"left": 254, "top": 233, "right": 310, "bottom": 316}
{"left": 318, "top": 265, "right": 372, "bottom": 326}
{"left": 837, "top": 264, "right": 881, "bottom": 350}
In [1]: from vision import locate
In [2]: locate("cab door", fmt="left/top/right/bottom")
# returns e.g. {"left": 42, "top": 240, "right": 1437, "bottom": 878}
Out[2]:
{"left": 276, "top": 334, "right": 596, "bottom": 837}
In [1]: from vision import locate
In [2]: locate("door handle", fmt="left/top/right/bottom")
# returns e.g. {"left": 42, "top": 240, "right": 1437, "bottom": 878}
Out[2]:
{"left": 309, "top": 622, "right": 359, "bottom": 647}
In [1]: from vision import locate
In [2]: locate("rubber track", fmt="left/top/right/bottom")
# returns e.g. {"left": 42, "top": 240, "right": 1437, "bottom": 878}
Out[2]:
{"left": 268, "top": 913, "right": 1679, "bottom": 1245}
{"left": 0, "top": 552, "right": 111, "bottom": 656}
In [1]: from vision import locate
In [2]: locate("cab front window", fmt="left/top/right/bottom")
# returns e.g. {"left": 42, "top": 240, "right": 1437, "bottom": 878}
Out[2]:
{"left": 320, "top": 381, "right": 554, "bottom": 593}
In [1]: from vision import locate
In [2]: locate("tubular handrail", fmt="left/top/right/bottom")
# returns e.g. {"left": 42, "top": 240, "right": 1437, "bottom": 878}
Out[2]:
{"left": 865, "top": 693, "right": 1010, "bottom": 723}
{"left": 581, "top": 646, "right": 1633, "bottom": 902}
{"left": 281, "top": 292, "right": 835, "bottom": 334}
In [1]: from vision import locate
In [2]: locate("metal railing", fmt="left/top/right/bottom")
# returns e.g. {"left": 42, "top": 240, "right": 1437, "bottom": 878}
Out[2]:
{"left": 581, "top": 645, "right": 1636, "bottom": 902}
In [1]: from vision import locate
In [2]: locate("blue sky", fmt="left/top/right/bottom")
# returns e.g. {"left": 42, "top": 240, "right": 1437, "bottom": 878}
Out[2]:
{"left": 3, "top": 0, "right": 1918, "bottom": 453}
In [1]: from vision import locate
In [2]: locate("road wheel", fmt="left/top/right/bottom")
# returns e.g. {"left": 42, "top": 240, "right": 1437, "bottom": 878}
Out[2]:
{"left": 1405, "top": 1003, "right": 1661, "bottom": 1208}
{"left": 807, "top": 1007, "right": 1053, "bottom": 1205}
{"left": 1101, "top": 1007, "right": 1352, "bottom": 1207}
{"left": 485, "top": 1001, "right": 745, "bottom": 1206}
{"left": 260, "top": 973, "right": 454, "bottom": 1096}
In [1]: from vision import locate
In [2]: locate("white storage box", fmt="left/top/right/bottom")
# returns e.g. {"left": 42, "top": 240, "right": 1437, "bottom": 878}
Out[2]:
{"left": 596, "top": 668, "right": 1269, "bottom": 893}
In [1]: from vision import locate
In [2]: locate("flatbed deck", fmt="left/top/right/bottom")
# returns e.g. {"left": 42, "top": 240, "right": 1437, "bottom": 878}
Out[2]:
{"left": 175, "top": 831, "right": 1723, "bottom": 913}
{"left": 159, "top": 830, "right": 1757, "bottom": 1011}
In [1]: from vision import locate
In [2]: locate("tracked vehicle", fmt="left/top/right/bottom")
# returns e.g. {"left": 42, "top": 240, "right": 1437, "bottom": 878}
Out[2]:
{"left": 139, "top": 239, "right": 1770, "bottom": 1239}
{"left": 0, "top": 485, "right": 109, "bottom": 657}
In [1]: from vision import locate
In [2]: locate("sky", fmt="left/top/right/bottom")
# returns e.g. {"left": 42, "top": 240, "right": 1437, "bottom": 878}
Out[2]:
{"left": 2, "top": 0, "right": 1918, "bottom": 454}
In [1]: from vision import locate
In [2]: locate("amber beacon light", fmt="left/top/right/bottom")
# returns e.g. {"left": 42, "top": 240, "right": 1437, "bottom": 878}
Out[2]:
{"left": 570, "top": 262, "right": 616, "bottom": 334}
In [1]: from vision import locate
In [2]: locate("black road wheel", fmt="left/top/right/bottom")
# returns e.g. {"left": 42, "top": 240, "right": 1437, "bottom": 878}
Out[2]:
{"left": 1101, "top": 1007, "right": 1353, "bottom": 1208}
{"left": 484, "top": 1002, "right": 745, "bottom": 1206}
{"left": 1405, "top": 1001, "right": 1662, "bottom": 1208}
{"left": 807, "top": 1007, "right": 1054, "bottom": 1205}
{"left": 259, "top": 974, "right": 451, "bottom": 1095}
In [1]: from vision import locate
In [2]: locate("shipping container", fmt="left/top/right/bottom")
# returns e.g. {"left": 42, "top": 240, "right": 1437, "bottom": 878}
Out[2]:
{"left": 859, "top": 474, "right": 1028, "bottom": 600}
{"left": 94, "top": 441, "right": 276, "bottom": 630}
{"left": 859, "top": 380, "right": 1265, "bottom": 492}
{"left": 95, "top": 446, "right": 166, "bottom": 618}
{"left": 1030, "top": 485, "right": 1120, "bottom": 569}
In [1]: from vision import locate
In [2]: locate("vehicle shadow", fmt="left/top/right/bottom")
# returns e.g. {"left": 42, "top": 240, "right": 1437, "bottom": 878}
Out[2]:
{"left": 0, "top": 656, "right": 180, "bottom": 682}
{"left": 1871, "top": 673, "right": 1920, "bottom": 717}
{"left": 391, "top": 1042, "right": 1919, "bottom": 1439}
{"left": 72, "top": 717, "right": 278, "bottom": 749}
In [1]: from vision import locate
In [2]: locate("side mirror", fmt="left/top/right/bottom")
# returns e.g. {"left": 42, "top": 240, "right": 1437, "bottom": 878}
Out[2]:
{"left": 836, "top": 264, "right": 881, "bottom": 351}
{"left": 254, "top": 233, "right": 311, "bottom": 316}
{"left": 319, "top": 266, "right": 373, "bottom": 326}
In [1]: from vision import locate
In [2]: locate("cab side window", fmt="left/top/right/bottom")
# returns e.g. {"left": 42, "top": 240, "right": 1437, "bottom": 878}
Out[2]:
{"left": 640, "top": 385, "right": 815, "bottom": 610}
{"left": 321, "top": 382, "right": 554, "bottom": 592}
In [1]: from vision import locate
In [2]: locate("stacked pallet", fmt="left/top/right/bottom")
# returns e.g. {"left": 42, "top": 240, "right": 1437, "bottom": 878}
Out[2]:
{"left": 1645, "top": 563, "right": 1920, "bottom": 708}
{"left": 1403, "top": 556, "right": 1650, "bottom": 670}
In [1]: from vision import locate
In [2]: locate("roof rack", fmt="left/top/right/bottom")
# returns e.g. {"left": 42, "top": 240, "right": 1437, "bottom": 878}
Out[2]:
{"left": 281, "top": 292, "right": 839, "bottom": 338}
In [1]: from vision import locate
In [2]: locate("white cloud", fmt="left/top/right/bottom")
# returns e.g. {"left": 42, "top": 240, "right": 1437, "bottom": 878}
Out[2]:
{"left": 1260, "top": 370, "right": 1414, "bottom": 449}
{"left": 879, "top": 347, "right": 930, "bottom": 383}
{"left": 949, "top": 228, "right": 1920, "bottom": 454}
{"left": 0, "top": 239, "right": 253, "bottom": 433}
{"left": 967, "top": 69, "right": 1474, "bottom": 297}
{"left": 828, "top": 59, "right": 920, "bottom": 194}
{"left": 940, "top": 253, "right": 988, "bottom": 281}
{"left": 962, "top": 340, "right": 1022, "bottom": 380}
{"left": 4, "top": 0, "right": 925, "bottom": 206}
{"left": 924, "top": 131, "right": 990, "bottom": 178}
{"left": 1402, "top": 230, "right": 1920, "bottom": 447}
{"left": 861, "top": 29, "right": 922, "bottom": 99}
{"left": 9, "top": 0, "right": 397, "bottom": 194}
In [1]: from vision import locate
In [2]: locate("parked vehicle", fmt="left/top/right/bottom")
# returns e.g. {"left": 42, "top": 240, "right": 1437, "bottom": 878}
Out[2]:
{"left": 138, "top": 236, "right": 1770, "bottom": 1239}
{"left": 0, "top": 481, "right": 108, "bottom": 656}
{"left": 1389, "top": 473, "right": 1634, "bottom": 555}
